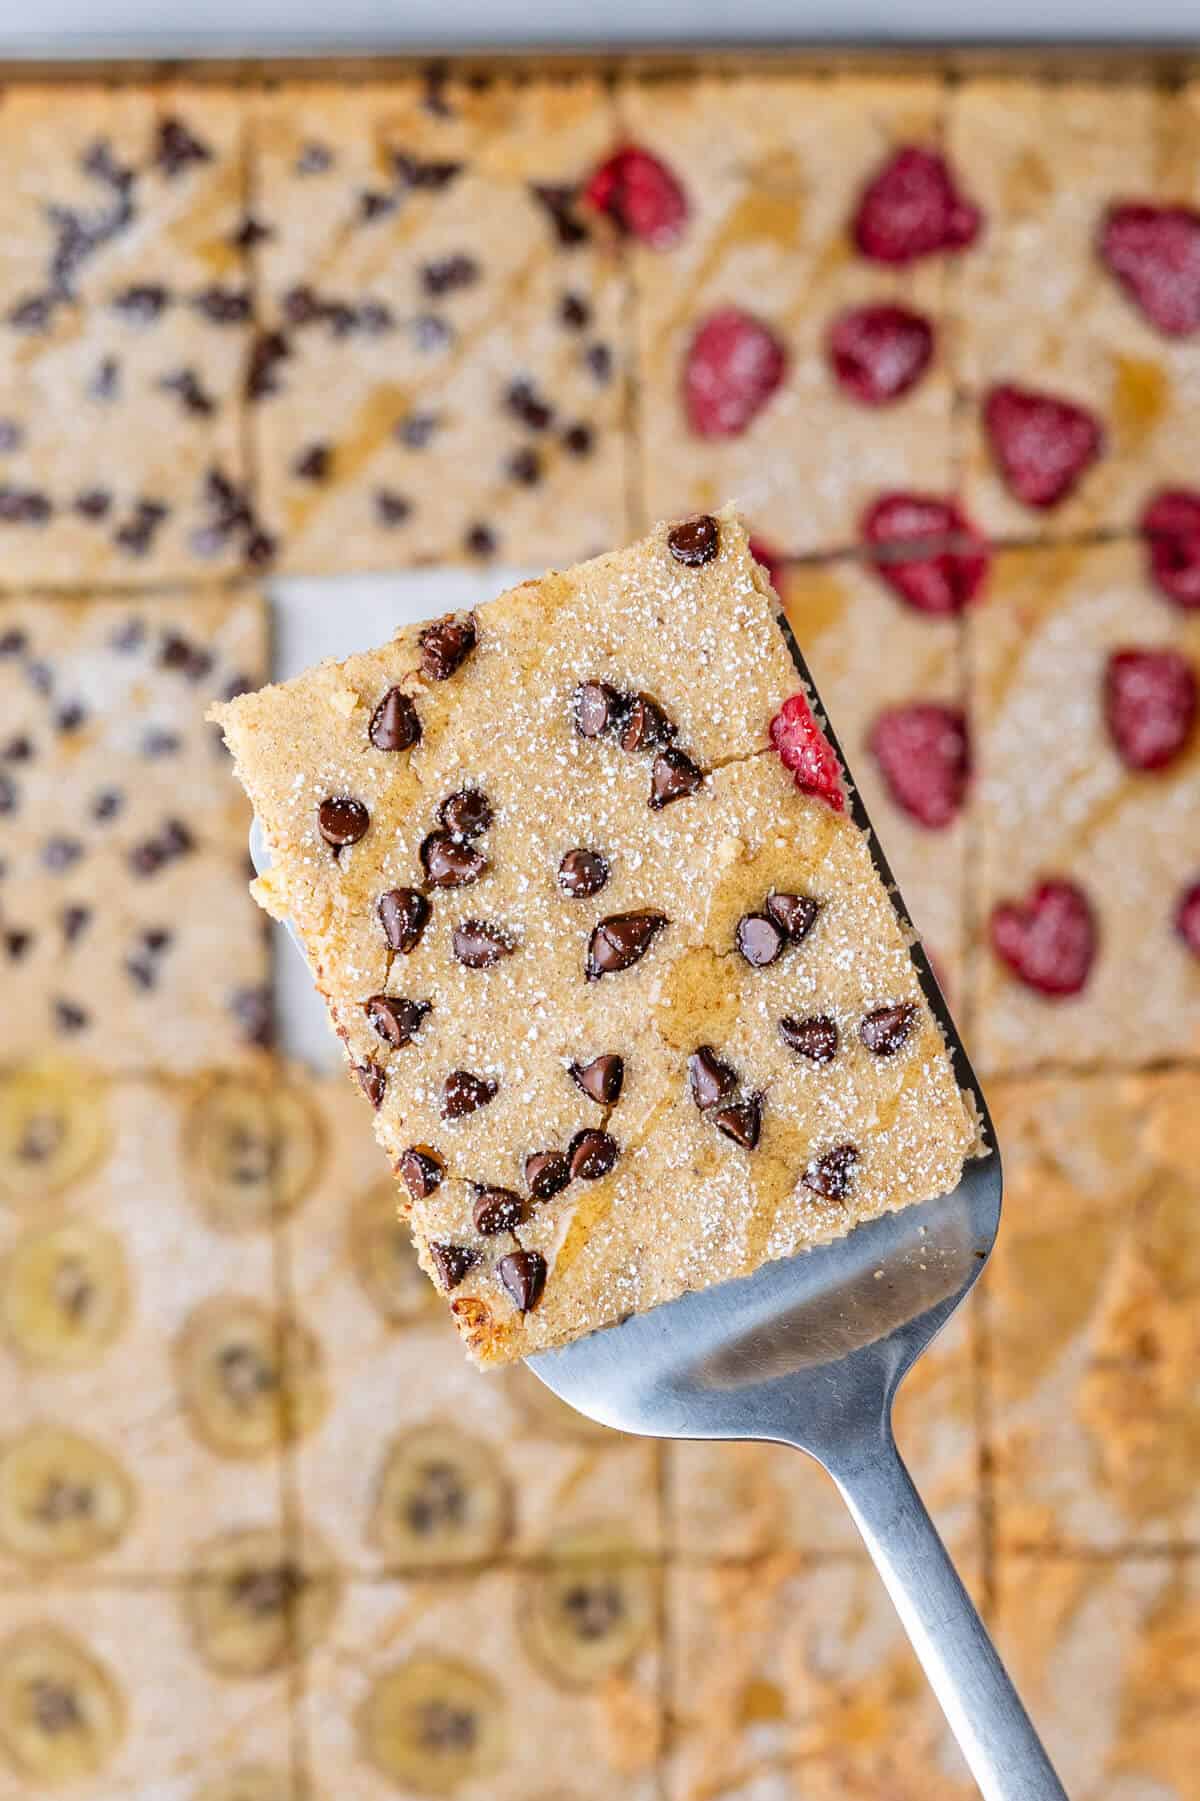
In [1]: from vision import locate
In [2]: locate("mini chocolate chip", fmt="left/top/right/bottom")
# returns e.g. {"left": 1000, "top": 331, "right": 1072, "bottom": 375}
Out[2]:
{"left": 420, "top": 831, "right": 487, "bottom": 888}
{"left": 154, "top": 116, "right": 213, "bottom": 178}
{"left": 506, "top": 379, "right": 554, "bottom": 431}
{"left": 586, "top": 342, "right": 613, "bottom": 382}
{"left": 560, "top": 292, "right": 590, "bottom": 329}
{"left": 452, "top": 920, "right": 515, "bottom": 968}
{"left": 780, "top": 1015, "right": 839, "bottom": 1063}
{"left": 441, "top": 1070, "right": 498, "bottom": 1119}
{"left": 570, "top": 1054, "right": 623, "bottom": 1106}
{"left": 231, "top": 215, "right": 272, "bottom": 250}
{"left": 293, "top": 443, "right": 330, "bottom": 482}
{"left": 359, "top": 188, "right": 397, "bottom": 222}
{"left": 525, "top": 1150, "right": 572, "bottom": 1199}
{"left": 4, "top": 929, "right": 31, "bottom": 961}
{"left": 507, "top": 447, "right": 541, "bottom": 486}
{"left": 422, "top": 253, "right": 480, "bottom": 296}
{"left": 56, "top": 701, "right": 86, "bottom": 732}
{"left": 160, "top": 632, "right": 213, "bottom": 681}
{"left": 3, "top": 736, "right": 31, "bottom": 762}
{"left": 91, "top": 789, "right": 122, "bottom": 822}
{"left": 159, "top": 367, "right": 215, "bottom": 417}
{"left": 667, "top": 515, "right": 720, "bottom": 566}
{"left": 0, "top": 630, "right": 27, "bottom": 657}
{"left": 43, "top": 837, "right": 83, "bottom": 872}
{"left": 369, "top": 687, "right": 421, "bottom": 752}
{"left": 0, "top": 486, "right": 52, "bottom": 524}
{"left": 231, "top": 985, "right": 273, "bottom": 1047}
{"left": 419, "top": 613, "right": 477, "bottom": 682}
{"left": 296, "top": 141, "right": 333, "bottom": 175}
{"left": 364, "top": 994, "right": 430, "bottom": 1048}
{"left": 412, "top": 313, "right": 453, "bottom": 352}
{"left": 736, "top": 913, "right": 785, "bottom": 968}
{"left": 378, "top": 888, "right": 430, "bottom": 953}
{"left": 860, "top": 1003, "right": 918, "bottom": 1056}
{"left": 0, "top": 419, "right": 22, "bottom": 452}
{"left": 90, "top": 358, "right": 120, "bottom": 400}
{"left": 650, "top": 747, "right": 704, "bottom": 810}
{"left": 54, "top": 999, "right": 88, "bottom": 1034}
{"left": 804, "top": 1144, "right": 859, "bottom": 1200}
{"left": 765, "top": 893, "right": 820, "bottom": 942}
{"left": 113, "top": 284, "right": 169, "bottom": 322}
{"left": 498, "top": 1249, "right": 547, "bottom": 1313}
{"left": 568, "top": 1129, "right": 619, "bottom": 1181}
{"left": 562, "top": 422, "right": 593, "bottom": 457}
{"left": 438, "top": 789, "right": 492, "bottom": 839}
{"left": 61, "top": 905, "right": 91, "bottom": 944}
{"left": 356, "top": 1062, "right": 387, "bottom": 1108}
{"left": 397, "top": 411, "right": 439, "bottom": 449}
{"left": 558, "top": 848, "right": 609, "bottom": 898}
{"left": 688, "top": 1046, "right": 738, "bottom": 1111}
{"left": 465, "top": 523, "right": 495, "bottom": 558}
{"left": 620, "top": 695, "right": 676, "bottom": 753}
{"left": 318, "top": 795, "right": 369, "bottom": 847}
{"left": 74, "top": 489, "right": 111, "bottom": 519}
{"left": 572, "top": 680, "right": 627, "bottom": 740}
{"left": 142, "top": 728, "right": 181, "bottom": 758}
{"left": 430, "top": 1242, "right": 480, "bottom": 1292}
{"left": 191, "top": 284, "right": 252, "bottom": 324}
{"left": 400, "top": 1146, "right": 445, "bottom": 1200}
{"left": 0, "top": 773, "right": 15, "bottom": 815}
{"left": 531, "top": 184, "right": 588, "bottom": 248}
{"left": 394, "top": 150, "right": 463, "bottom": 191}
{"left": 375, "top": 489, "right": 412, "bottom": 527}
{"left": 472, "top": 1186, "right": 524, "bottom": 1235}
{"left": 245, "top": 330, "right": 290, "bottom": 401}
{"left": 586, "top": 912, "right": 667, "bottom": 980}
{"left": 712, "top": 1096, "right": 763, "bottom": 1150}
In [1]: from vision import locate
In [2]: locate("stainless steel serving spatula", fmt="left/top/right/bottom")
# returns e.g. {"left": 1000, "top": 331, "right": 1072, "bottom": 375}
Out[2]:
{"left": 249, "top": 618, "right": 1067, "bottom": 1801}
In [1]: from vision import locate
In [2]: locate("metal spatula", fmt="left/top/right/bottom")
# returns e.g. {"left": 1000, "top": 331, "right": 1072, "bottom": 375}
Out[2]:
{"left": 248, "top": 620, "right": 1067, "bottom": 1801}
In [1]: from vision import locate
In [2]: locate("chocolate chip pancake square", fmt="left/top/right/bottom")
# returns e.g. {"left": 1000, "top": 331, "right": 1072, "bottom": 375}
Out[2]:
{"left": 0, "top": 589, "right": 271, "bottom": 1071}
{"left": 0, "top": 85, "right": 264, "bottom": 583}
{"left": 625, "top": 74, "right": 957, "bottom": 558}
{"left": 215, "top": 507, "right": 979, "bottom": 1366}
{"left": 950, "top": 80, "right": 1200, "bottom": 542}
{"left": 249, "top": 79, "right": 628, "bottom": 573}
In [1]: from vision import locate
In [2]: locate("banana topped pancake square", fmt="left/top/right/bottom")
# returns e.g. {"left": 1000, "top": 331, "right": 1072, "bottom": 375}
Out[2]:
{"left": 214, "top": 507, "right": 980, "bottom": 1365}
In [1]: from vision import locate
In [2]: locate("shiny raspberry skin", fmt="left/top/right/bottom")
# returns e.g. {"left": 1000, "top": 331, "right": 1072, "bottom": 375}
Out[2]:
{"left": 861, "top": 493, "right": 990, "bottom": 617}
{"left": 983, "top": 384, "right": 1104, "bottom": 510}
{"left": 1141, "top": 490, "right": 1200, "bottom": 611}
{"left": 1176, "top": 880, "right": 1200, "bottom": 957}
{"left": 852, "top": 147, "right": 982, "bottom": 265}
{"left": 868, "top": 703, "right": 970, "bottom": 830}
{"left": 828, "top": 304, "right": 934, "bottom": 406}
{"left": 1103, "top": 647, "right": 1197, "bottom": 772}
{"left": 682, "top": 308, "right": 787, "bottom": 439}
{"left": 584, "top": 145, "right": 689, "bottom": 249}
{"left": 770, "top": 692, "right": 845, "bottom": 811}
{"left": 990, "top": 879, "right": 1097, "bottom": 998}
{"left": 1098, "top": 203, "right": 1200, "bottom": 338}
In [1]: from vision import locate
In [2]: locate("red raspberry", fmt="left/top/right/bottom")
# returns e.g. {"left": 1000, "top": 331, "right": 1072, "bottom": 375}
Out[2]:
{"left": 1141, "top": 490, "right": 1200, "bottom": 611}
{"left": 682, "top": 308, "right": 787, "bottom": 439}
{"left": 770, "top": 692, "right": 845, "bottom": 811}
{"left": 867, "top": 703, "right": 970, "bottom": 830}
{"left": 852, "top": 147, "right": 982, "bottom": 266}
{"left": 1098, "top": 203, "right": 1200, "bottom": 339}
{"left": 861, "top": 493, "right": 990, "bottom": 617}
{"left": 1104, "top": 647, "right": 1197, "bottom": 772}
{"left": 828, "top": 304, "right": 934, "bottom": 406}
{"left": 990, "top": 879, "right": 1097, "bottom": 998}
{"left": 584, "top": 145, "right": 689, "bottom": 249}
{"left": 748, "top": 536, "right": 785, "bottom": 593}
{"left": 1176, "top": 879, "right": 1200, "bottom": 957}
{"left": 983, "top": 384, "right": 1104, "bottom": 510}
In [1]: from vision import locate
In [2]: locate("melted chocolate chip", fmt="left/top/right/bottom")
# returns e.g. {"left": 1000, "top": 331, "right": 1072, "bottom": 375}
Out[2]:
{"left": 563, "top": 422, "right": 594, "bottom": 457}
{"left": 246, "top": 330, "right": 290, "bottom": 401}
{"left": 452, "top": 920, "right": 515, "bottom": 968}
{"left": 558, "top": 848, "right": 609, "bottom": 899}
{"left": 441, "top": 1070, "right": 498, "bottom": 1119}
{"left": 394, "top": 150, "right": 463, "bottom": 191}
{"left": 356, "top": 1062, "right": 387, "bottom": 1109}
{"left": 430, "top": 1241, "right": 480, "bottom": 1292}
{"left": 160, "top": 632, "right": 213, "bottom": 681}
{"left": 159, "top": 367, "right": 215, "bottom": 417}
{"left": 568, "top": 1129, "right": 619, "bottom": 1181}
{"left": 570, "top": 1054, "right": 624, "bottom": 1106}
{"left": 780, "top": 1015, "right": 839, "bottom": 1063}
{"left": 650, "top": 747, "right": 704, "bottom": 810}
{"left": 231, "top": 215, "right": 272, "bottom": 250}
{"left": 506, "top": 379, "right": 554, "bottom": 430}
{"left": 525, "top": 1150, "right": 572, "bottom": 1199}
{"left": 191, "top": 284, "right": 252, "bottom": 324}
{"left": 498, "top": 1248, "right": 547, "bottom": 1313}
{"left": 419, "top": 613, "right": 477, "bottom": 682}
{"left": 420, "top": 831, "right": 487, "bottom": 888}
{"left": 712, "top": 1096, "right": 763, "bottom": 1150}
{"left": 400, "top": 1146, "right": 444, "bottom": 1200}
{"left": 369, "top": 687, "right": 421, "bottom": 752}
{"left": 374, "top": 489, "right": 412, "bottom": 527}
{"left": 735, "top": 913, "right": 785, "bottom": 967}
{"left": 318, "top": 795, "right": 369, "bottom": 847}
{"left": 586, "top": 911, "right": 667, "bottom": 980}
{"left": 573, "top": 680, "right": 626, "bottom": 740}
{"left": 472, "top": 1186, "right": 524, "bottom": 1235}
{"left": 293, "top": 443, "right": 330, "bottom": 481}
{"left": 113, "top": 497, "right": 167, "bottom": 557}
{"left": 620, "top": 694, "right": 676, "bottom": 753}
{"left": 667, "top": 515, "right": 720, "bottom": 566}
{"left": 438, "top": 789, "right": 492, "bottom": 839}
{"left": 365, "top": 994, "right": 430, "bottom": 1048}
{"left": 859, "top": 1003, "right": 917, "bottom": 1056}
{"left": 765, "top": 893, "right": 820, "bottom": 943}
{"left": 688, "top": 1046, "right": 738, "bottom": 1111}
{"left": 0, "top": 486, "right": 52, "bottom": 524}
{"left": 507, "top": 447, "right": 541, "bottom": 486}
{"left": 378, "top": 888, "right": 430, "bottom": 954}
{"left": 154, "top": 116, "right": 213, "bottom": 178}
{"left": 531, "top": 184, "right": 588, "bottom": 248}
{"left": 422, "top": 253, "right": 480, "bottom": 296}
{"left": 804, "top": 1144, "right": 859, "bottom": 1200}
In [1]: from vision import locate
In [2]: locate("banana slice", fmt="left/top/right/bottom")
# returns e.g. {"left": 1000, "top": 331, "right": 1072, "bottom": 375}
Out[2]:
{"left": 0, "top": 1425, "right": 136, "bottom": 1566}
{"left": 184, "top": 1075, "right": 323, "bottom": 1233}
{"left": 518, "top": 1530, "right": 656, "bottom": 1691}
{"left": 348, "top": 1180, "right": 438, "bottom": 1327}
{"left": 503, "top": 1364, "right": 616, "bottom": 1445}
{"left": 368, "top": 1425, "right": 512, "bottom": 1568}
{"left": 0, "top": 1221, "right": 131, "bottom": 1369}
{"left": 0, "top": 1068, "right": 112, "bottom": 1208}
{"left": 356, "top": 1655, "right": 505, "bottom": 1795}
{"left": 0, "top": 1623, "right": 125, "bottom": 1784}
{"left": 183, "top": 1527, "right": 341, "bottom": 1677}
{"left": 193, "top": 1765, "right": 307, "bottom": 1801}
{"left": 174, "top": 1297, "right": 329, "bottom": 1459}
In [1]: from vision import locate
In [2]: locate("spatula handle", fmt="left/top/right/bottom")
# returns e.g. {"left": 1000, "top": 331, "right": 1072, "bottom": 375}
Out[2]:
{"left": 820, "top": 1422, "right": 1068, "bottom": 1801}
